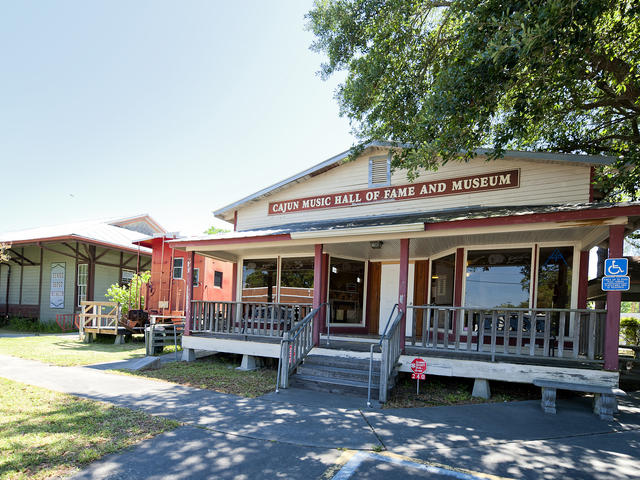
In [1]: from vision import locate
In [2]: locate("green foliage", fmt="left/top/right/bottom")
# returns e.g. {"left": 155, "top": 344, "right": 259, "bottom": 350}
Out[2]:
{"left": 0, "top": 317, "right": 68, "bottom": 333}
{"left": 105, "top": 271, "right": 150, "bottom": 318}
{"left": 204, "top": 226, "right": 230, "bottom": 235}
{"left": 0, "top": 243, "right": 10, "bottom": 263}
{"left": 308, "top": 0, "right": 640, "bottom": 199}
{"left": 620, "top": 317, "right": 640, "bottom": 345}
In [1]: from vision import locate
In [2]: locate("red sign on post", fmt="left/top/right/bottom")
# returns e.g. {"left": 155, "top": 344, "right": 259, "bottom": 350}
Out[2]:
{"left": 411, "top": 358, "right": 427, "bottom": 380}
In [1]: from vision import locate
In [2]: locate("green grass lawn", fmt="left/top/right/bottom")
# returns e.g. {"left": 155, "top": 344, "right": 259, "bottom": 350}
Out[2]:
{"left": 0, "top": 377, "right": 178, "bottom": 480}
{"left": 122, "top": 355, "right": 278, "bottom": 398}
{"left": 0, "top": 335, "right": 146, "bottom": 367}
{"left": 384, "top": 373, "right": 542, "bottom": 408}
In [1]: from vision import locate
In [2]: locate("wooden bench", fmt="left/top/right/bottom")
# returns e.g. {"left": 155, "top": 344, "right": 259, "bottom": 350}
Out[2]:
{"left": 533, "top": 379, "right": 626, "bottom": 421}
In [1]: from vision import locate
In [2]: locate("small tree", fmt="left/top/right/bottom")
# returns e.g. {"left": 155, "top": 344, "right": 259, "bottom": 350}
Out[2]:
{"left": 620, "top": 317, "right": 640, "bottom": 347}
{"left": 0, "top": 243, "right": 11, "bottom": 263}
{"left": 106, "top": 271, "right": 151, "bottom": 318}
{"left": 204, "top": 226, "right": 230, "bottom": 235}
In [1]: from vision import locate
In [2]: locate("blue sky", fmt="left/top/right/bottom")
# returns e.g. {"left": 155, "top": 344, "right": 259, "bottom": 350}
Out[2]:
{"left": 1, "top": 1, "right": 354, "bottom": 234}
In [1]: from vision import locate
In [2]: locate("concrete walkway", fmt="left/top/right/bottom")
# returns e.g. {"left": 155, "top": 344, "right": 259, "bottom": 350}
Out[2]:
{"left": 1, "top": 354, "right": 639, "bottom": 479}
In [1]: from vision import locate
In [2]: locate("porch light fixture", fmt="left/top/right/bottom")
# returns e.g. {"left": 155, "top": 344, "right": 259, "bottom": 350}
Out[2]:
{"left": 370, "top": 241, "right": 383, "bottom": 249}
{"left": 431, "top": 275, "right": 439, "bottom": 279}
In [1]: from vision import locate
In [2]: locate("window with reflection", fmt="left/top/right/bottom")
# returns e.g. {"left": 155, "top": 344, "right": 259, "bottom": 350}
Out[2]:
{"left": 465, "top": 249, "right": 532, "bottom": 308}
{"left": 430, "top": 254, "right": 455, "bottom": 305}
{"left": 242, "top": 258, "right": 277, "bottom": 303}
{"left": 280, "top": 257, "right": 314, "bottom": 304}
{"left": 329, "top": 258, "right": 365, "bottom": 324}
{"left": 536, "top": 247, "right": 573, "bottom": 309}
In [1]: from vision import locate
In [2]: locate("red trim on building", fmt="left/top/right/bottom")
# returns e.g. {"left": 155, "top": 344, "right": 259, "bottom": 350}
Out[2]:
{"left": 425, "top": 205, "right": 640, "bottom": 231}
{"left": 604, "top": 225, "right": 624, "bottom": 371}
{"left": 531, "top": 244, "right": 538, "bottom": 307}
{"left": 577, "top": 250, "right": 590, "bottom": 309}
{"left": 233, "top": 211, "right": 238, "bottom": 231}
{"left": 398, "top": 239, "right": 410, "bottom": 351}
{"left": 312, "top": 244, "right": 324, "bottom": 345}
{"left": 12, "top": 235, "right": 151, "bottom": 255}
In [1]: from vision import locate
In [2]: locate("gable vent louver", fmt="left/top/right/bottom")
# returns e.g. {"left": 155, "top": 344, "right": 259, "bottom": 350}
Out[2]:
{"left": 369, "top": 155, "right": 391, "bottom": 187}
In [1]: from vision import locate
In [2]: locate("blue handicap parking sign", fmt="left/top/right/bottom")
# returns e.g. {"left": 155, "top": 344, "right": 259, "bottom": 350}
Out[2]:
{"left": 602, "top": 276, "right": 630, "bottom": 291}
{"left": 604, "top": 258, "right": 628, "bottom": 277}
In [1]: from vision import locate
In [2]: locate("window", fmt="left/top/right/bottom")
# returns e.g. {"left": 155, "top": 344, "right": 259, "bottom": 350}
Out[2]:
{"left": 214, "top": 270, "right": 223, "bottom": 288}
{"left": 172, "top": 258, "right": 183, "bottom": 279}
{"left": 242, "top": 258, "right": 277, "bottom": 302}
{"left": 280, "top": 257, "right": 314, "bottom": 304}
{"left": 368, "top": 154, "right": 391, "bottom": 187}
{"left": 329, "top": 257, "right": 365, "bottom": 324}
{"left": 121, "top": 269, "right": 135, "bottom": 286}
{"left": 537, "top": 247, "right": 573, "bottom": 309}
{"left": 193, "top": 268, "right": 200, "bottom": 287}
{"left": 77, "top": 263, "right": 88, "bottom": 307}
{"left": 465, "top": 249, "right": 532, "bottom": 308}
{"left": 430, "top": 254, "right": 455, "bottom": 305}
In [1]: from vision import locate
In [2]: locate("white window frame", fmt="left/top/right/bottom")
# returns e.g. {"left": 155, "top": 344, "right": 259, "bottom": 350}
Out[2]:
{"left": 173, "top": 258, "right": 183, "bottom": 279}
{"left": 193, "top": 267, "right": 200, "bottom": 287}
{"left": 77, "top": 263, "right": 88, "bottom": 307}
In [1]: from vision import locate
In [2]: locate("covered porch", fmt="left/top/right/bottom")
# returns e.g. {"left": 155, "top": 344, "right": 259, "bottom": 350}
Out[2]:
{"left": 172, "top": 203, "right": 640, "bottom": 401}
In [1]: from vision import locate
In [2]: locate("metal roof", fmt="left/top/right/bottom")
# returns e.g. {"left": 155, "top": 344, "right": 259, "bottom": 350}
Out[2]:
{"left": 174, "top": 201, "right": 640, "bottom": 245}
{"left": 213, "top": 142, "right": 617, "bottom": 221}
{"left": 0, "top": 216, "right": 161, "bottom": 254}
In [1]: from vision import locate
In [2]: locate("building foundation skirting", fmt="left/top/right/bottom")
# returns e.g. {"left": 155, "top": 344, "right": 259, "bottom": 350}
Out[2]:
{"left": 0, "top": 304, "right": 39, "bottom": 318}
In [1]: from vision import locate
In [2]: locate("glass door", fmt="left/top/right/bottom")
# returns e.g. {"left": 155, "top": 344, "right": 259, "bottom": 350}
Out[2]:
{"left": 328, "top": 257, "right": 365, "bottom": 326}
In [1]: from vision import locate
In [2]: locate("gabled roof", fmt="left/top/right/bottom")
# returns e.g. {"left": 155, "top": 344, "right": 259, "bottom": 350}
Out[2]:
{"left": 213, "top": 142, "right": 617, "bottom": 222}
{"left": 0, "top": 214, "right": 166, "bottom": 254}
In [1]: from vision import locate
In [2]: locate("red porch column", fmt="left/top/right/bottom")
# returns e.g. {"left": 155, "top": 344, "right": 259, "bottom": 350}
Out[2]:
{"left": 453, "top": 248, "right": 465, "bottom": 336}
{"left": 577, "top": 250, "right": 589, "bottom": 309}
{"left": 604, "top": 225, "right": 624, "bottom": 371}
{"left": 312, "top": 244, "right": 324, "bottom": 345}
{"left": 321, "top": 253, "right": 329, "bottom": 333}
{"left": 399, "top": 239, "right": 410, "bottom": 351}
{"left": 231, "top": 262, "right": 238, "bottom": 302}
{"left": 184, "top": 251, "right": 195, "bottom": 335}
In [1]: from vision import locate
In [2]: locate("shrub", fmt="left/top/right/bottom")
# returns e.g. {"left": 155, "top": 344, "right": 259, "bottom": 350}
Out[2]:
{"left": 2, "top": 317, "right": 66, "bottom": 333}
{"left": 106, "top": 271, "right": 150, "bottom": 318}
{"left": 620, "top": 317, "right": 640, "bottom": 346}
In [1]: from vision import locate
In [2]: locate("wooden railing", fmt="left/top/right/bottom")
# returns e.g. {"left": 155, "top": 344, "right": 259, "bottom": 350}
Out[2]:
{"left": 78, "top": 301, "right": 120, "bottom": 335}
{"left": 276, "top": 303, "right": 326, "bottom": 391}
{"left": 408, "top": 306, "right": 607, "bottom": 361}
{"left": 190, "top": 301, "right": 313, "bottom": 337}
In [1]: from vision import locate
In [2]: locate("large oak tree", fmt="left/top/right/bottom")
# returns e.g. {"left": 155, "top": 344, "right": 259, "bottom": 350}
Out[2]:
{"left": 308, "top": 0, "right": 640, "bottom": 199}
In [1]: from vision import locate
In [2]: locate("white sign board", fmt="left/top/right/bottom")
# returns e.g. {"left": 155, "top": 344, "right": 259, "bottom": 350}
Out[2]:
{"left": 50, "top": 262, "right": 65, "bottom": 309}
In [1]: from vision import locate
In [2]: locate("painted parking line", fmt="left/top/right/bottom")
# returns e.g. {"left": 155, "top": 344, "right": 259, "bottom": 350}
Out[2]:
{"left": 324, "top": 450, "right": 512, "bottom": 480}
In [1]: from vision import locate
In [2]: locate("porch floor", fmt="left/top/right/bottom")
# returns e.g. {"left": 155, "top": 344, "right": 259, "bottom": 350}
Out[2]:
{"left": 319, "top": 336, "right": 604, "bottom": 371}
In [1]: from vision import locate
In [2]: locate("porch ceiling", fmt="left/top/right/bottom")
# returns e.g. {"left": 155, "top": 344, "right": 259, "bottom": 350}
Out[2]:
{"left": 194, "top": 224, "right": 607, "bottom": 262}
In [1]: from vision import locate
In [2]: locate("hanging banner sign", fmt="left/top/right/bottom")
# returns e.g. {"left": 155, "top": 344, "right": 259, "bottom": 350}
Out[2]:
{"left": 50, "top": 262, "right": 65, "bottom": 309}
{"left": 268, "top": 169, "right": 520, "bottom": 215}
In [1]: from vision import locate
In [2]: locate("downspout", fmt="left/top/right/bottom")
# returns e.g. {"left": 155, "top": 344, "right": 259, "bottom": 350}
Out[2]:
{"left": 159, "top": 236, "right": 165, "bottom": 307}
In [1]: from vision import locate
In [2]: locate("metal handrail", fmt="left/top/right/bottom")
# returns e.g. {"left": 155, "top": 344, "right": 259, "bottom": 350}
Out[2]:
{"left": 367, "top": 304, "right": 399, "bottom": 408}
{"left": 275, "top": 302, "right": 328, "bottom": 393}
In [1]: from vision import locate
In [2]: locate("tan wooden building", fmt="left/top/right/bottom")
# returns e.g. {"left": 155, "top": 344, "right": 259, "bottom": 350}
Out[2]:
{"left": 0, "top": 215, "right": 163, "bottom": 323}
{"left": 170, "top": 143, "right": 639, "bottom": 408}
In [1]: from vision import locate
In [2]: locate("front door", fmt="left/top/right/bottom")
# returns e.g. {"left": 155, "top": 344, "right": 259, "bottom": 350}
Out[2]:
{"left": 328, "top": 257, "right": 366, "bottom": 327}
{"left": 379, "top": 263, "right": 415, "bottom": 336}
